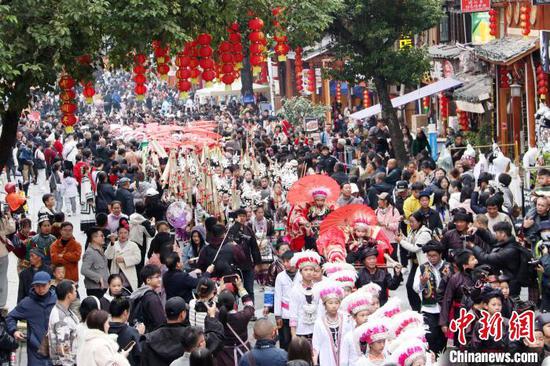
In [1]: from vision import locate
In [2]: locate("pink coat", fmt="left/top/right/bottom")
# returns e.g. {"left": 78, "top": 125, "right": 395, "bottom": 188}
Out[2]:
{"left": 375, "top": 205, "right": 402, "bottom": 243}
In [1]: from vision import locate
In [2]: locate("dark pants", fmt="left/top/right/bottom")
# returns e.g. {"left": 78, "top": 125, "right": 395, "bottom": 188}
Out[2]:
{"left": 423, "top": 312, "right": 445, "bottom": 355}
{"left": 86, "top": 288, "right": 106, "bottom": 298}
{"left": 390, "top": 243, "right": 398, "bottom": 262}
{"left": 242, "top": 269, "right": 255, "bottom": 303}
{"left": 399, "top": 246, "right": 410, "bottom": 266}
{"left": 541, "top": 289, "right": 550, "bottom": 313}
{"left": 136, "top": 243, "right": 147, "bottom": 286}
{"left": 279, "top": 319, "right": 291, "bottom": 351}
{"left": 406, "top": 263, "right": 421, "bottom": 312}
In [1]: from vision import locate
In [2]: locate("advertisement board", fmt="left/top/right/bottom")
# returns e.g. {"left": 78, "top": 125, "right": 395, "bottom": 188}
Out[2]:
{"left": 461, "top": 0, "right": 491, "bottom": 13}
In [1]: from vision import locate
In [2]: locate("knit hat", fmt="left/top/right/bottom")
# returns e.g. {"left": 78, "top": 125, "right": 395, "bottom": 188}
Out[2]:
{"left": 29, "top": 248, "right": 46, "bottom": 260}
{"left": 313, "top": 279, "right": 345, "bottom": 303}
{"left": 354, "top": 317, "right": 390, "bottom": 345}
{"left": 290, "top": 250, "right": 321, "bottom": 270}
{"left": 38, "top": 213, "right": 50, "bottom": 225}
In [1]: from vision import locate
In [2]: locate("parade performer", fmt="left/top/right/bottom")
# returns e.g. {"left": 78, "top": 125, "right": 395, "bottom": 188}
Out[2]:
{"left": 312, "top": 280, "right": 349, "bottom": 366}
{"left": 354, "top": 317, "right": 391, "bottom": 366}
{"left": 321, "top": 204, "right": 397, "bottom": 267}
{"left": 288, "top": 250, "right": 322, "bottom": 339}
{"left": 287, "top": 175, "right": 340, "bottom": 251}
{"left": 324, "top": 261, "right": 357, "bottom": 296}
{"left": 339, "top": 286, "right": 380, "bottom": 366}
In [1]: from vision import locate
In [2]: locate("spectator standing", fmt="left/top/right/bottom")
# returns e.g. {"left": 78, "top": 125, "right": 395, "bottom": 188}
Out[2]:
{"left": 48, "top": 280, "right": 79, "bottom": 366}
{"left": 0, "top": 309, "right": 18, "bottom": 365}
{"left": 163, "top": 252, "right": 214, "bottom": 302}
{"left": 28, "top": 215, "right": 56, "bottom": 266}
{"left": 108, "top": 297, "right": 144, "bottom": 366}
{"left": 115, "top": 177, "right": 136, "bottom": 216}
{"left": 375, "top": 192, "right": 402, "bottom": 261}
{"left": 0, "top": 213, "right": 15, "bottom": 308}
{"left": 7, "top": 271, "right": 56, "bottom": 366}
{"left": 61, "top": 170, "right": 79, "bottom": 217}
{"left": 38, "top": 193, "right": 56, "bottom": 223}
{"left": 50, "top": 222, "right": 82, "bottom": 283}
{"left": 76, "top": 309, "right": 132, "bottom": 366}
{"left": 18, "top": 248, "right": 52, "bottom": 303}
{"left": 105, "top": 220, "right": 141, "bottom": 292}
{"left": 81, "top": 227, "right": 109, "bottom": 297}
{"left": 239, "top": 319, "right": 287, "bottom": 366}
{"left": 129, "top": 264, "right": 166, "bottom": 333}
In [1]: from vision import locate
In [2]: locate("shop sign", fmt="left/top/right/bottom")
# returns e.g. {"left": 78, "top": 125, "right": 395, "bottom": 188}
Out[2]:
{"left": 461, "top": 0, "right": 491, "bottom": 13}
{"left": 399, "top": 34, "right": 413, "bottom": 49}
{"left": 472, "top": 12, "right": 494, "bottom": 44}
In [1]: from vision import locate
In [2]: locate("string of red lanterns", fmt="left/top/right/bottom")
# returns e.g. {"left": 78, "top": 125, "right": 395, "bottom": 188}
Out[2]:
{"left": 439, "top": 93, "right": 449, "bottom": 120}
{"left": 499, "top": 66, "right": 510, "bottom": 89}
{"left": 336, "top": 82, "right": 342, "bottom": 104}
{"left": 198, "top": 33, "right": 215, "bottom": 86}
{"left": 229, "top": 22, "right": 244, "bottom": 72}
{"left": 520, "top": 4, "right": 531, "bottom": 36}
{"left": 489, "top": 8, "right": 497, "bottom": 37}
{"left": 307, "top": 67, "right": 315, "bottom": 93}
{"left": 537, "top": 64, "right": 548, "bottom": 101}
{"left": 219, "top": 40, "right": 236, "bottom": 88}
{"left": 457, "top": 109, "right": 469, "bottom": 131}
{"left": 295, "top": 47, "right": 303, "bottom": 94}
{"left": 59, "top": 75, "right": 77, "bottom": 133}
{"left": 272, "top": 7, "right": 290, "bottom": 62}
{"left": 363, "top": 88, "right": 370, "bottom": 108}
{"left": 82, "top": 82, "right": 96, "bottom": 104}
{"left": 175, "top": 51, "right": 192, "bottom": 100}
{"left": 248, "top": 17, "right": 265, "bottom": 76}
{"left": 153, "top": 41, "right": 170, "bottom": 80}
{"left": 133, "top": 53, "right": 147, "bottom": 101}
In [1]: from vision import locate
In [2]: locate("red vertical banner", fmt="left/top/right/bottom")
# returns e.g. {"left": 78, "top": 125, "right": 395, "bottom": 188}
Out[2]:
{"left": 461, "top": 0, "right": 490, "bottom": 13}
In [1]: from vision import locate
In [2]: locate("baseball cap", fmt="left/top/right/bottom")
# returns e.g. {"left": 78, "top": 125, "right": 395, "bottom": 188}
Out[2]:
{"left": 418, "top": 190, "right": 431, "bottom": 199}
{"left": 145, "top": 188, "right": 159, "bottom": 197}
{"left": 396, "top": 181, "right": 408, "bottom": 192}
{"left": 350, "top": 183, "right": 359, "bottom": 194}
{"left": 377, "top": 192, "right": 390, "bottom": 200}
{"left": 165, "top": 296, "right": 188, "bottom": 318}
{"left": 31, "top": 271, "right": 51, "bottom": 286}
{"left": 118, "top": 177, "right": 131, "bottom": 186}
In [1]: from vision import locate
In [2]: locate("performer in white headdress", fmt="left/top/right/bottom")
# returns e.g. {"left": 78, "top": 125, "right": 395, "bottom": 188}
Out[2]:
{"left": 311, "top": 280, "right": 349, "bottom": 366}
{"left": 354, "top": 317, "right": 391, "bottom": 366}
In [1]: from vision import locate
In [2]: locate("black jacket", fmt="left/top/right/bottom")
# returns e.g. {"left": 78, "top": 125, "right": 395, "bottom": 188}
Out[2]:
{"left": 109, "top": 321, "right": 141, "bottom": 366}
{"left": 316, "top": 155, "right": 338, "bottom": 174}
{"left": 0, "top": 315, "right": 17, "bottom": 364}
{"left": 197, "top": 237, "right": 245, "bottom": 277}
{"left": 17, "top": 265, "right": 52, "bottom": 303}
{"left": 385, "top": 168, "right": 402, "bottom": 186}
{"left": 140, "top": 317, "right": 224, "bottom": 366}
{"left": 163, "top": 270, "right": 210, "bottom": 303}
{"left": 147, "top": 232, "right": 174, "bottom": 264}
{"left": 366, "top": 182, "right": 393, "bottom": 209}
{"left": 331, "top": 172, "right": 349, "bottom": 186}
{"left": 96, "top": 183, "right": 116, "bottom": 214}
{"left": 144, "top": 198, "right": 168, "bottom": 222}
{"left": 418, "top": 208, "right": 443, "bottom": 233}
{"left": 229, "top": 222, "right": 261, "bottom": 270}
{"left": 356, "top": 268, "right": 402, "bottom": 305}
{"left": 115, "top": 188, "right": 135, "bottom": 215}
{"left": 129, "top": 287, "right": 167, "bottom": 334}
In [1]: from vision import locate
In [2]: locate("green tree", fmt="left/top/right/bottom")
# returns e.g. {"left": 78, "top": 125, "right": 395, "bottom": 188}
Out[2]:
{"left": 280, "top": 96, "right": 330, "bottom": 127}
{"left": 328, "top": 0, "right": 443, "bottom": 165}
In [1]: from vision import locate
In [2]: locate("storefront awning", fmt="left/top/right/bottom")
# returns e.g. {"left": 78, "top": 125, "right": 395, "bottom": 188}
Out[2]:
{"left": 455, "top": 100, "right": 485, "bottom": 114}
{"left": 474, "top": 36, "right": 539, "bottom": 65}
{"left": 350, "top": 78, "right": 463, "bottom": 120}
{"left": 453, "top": 74, "right": 492, "bottom": 104}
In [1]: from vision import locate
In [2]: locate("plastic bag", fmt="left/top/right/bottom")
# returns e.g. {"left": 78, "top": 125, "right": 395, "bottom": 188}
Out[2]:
{"left": 437, "top": 147, "right": 453, "bottom": 172}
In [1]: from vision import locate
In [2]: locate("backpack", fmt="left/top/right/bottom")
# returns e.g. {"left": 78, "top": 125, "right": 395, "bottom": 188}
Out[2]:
{"left": 516, "top": 244, "right": 536, "bottom": 287}
{"left": 128, "top": 292, "right": 149, "bottom": 327}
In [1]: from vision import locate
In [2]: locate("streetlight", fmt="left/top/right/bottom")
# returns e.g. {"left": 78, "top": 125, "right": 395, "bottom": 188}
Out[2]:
{"left": 510, "top": 83, "right": 522, "bottom": 98}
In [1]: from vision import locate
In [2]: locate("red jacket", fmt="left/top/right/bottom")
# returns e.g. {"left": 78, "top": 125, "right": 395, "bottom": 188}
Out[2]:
{"left": 50, "top": 237, "right": 82, "bottom": 282}
{"left": 53, "top": 140, "right": 63, "bottom": 156}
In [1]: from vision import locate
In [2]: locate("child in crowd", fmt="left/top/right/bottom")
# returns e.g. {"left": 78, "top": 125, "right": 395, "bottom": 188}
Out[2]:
{"left": 273, "top": 250, "right": 299, "bottom": 350}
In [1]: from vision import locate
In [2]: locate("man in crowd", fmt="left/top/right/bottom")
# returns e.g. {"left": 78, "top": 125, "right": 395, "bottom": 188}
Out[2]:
{"left": 48, "top": 280, "right": 79, "bottom": 366}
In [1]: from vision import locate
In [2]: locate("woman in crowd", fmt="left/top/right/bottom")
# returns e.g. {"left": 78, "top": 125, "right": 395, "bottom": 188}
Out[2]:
{"left": 76, "top": 309, "right": 132, "bottom": 366}
{"left": 76, "top": 296, "right": 101, "bottom": 350}
{"left": 81, "top": 227, "right": 110, "bottom": 297}
{"left": 99, "top": 273, "right": 131, "bottom": 311}
{"left": 107, "top": 201, "right": 127, "bottom": 233}
{"left": 182, "top": 226, "right": 207, "bottom": 271}
{"left": 105, "top": 219, "right": 141, "bottom": 292}
{"left": 189, "top": 278, "right": 218, "bottom": 329}
{"left": 95, "top": 171, "right": 116, "bottom": 215}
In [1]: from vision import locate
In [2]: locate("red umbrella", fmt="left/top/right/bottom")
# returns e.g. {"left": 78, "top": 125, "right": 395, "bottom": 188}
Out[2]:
{"left": 320, "top": 204, "right": 378, "bottom": 234}
{"left": 287, "top": 175, "right": 340, "bottom": 206}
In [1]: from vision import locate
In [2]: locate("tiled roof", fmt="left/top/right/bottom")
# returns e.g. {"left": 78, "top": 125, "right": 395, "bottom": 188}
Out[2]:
{"left": 453, "top": 74, "right": 493, "bottom": 103}
{"left": 474, "top": 36, "right": 539, "bottom": 64}
{"left": 428, "top": 44, "right": 463, "bottom": 59}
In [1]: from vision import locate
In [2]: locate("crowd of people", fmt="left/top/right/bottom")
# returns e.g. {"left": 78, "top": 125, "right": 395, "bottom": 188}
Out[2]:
{"left": 0, "top": 69, "right": 549, "bottom": 366}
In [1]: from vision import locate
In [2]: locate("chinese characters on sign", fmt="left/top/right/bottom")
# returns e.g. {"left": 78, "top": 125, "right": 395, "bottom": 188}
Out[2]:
{"left": 451, "top": 310, "right": 535, "bottom": 346}
{"left": 399, "top": 35, "right": 413, "bottom": 50}
{"left": 461, "top": 0, "right": 491, "bottom": 13}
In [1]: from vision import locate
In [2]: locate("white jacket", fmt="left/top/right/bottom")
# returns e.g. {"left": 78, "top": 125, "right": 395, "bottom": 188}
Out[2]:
{"left": 76, "top": 328, "right": 130, "bottom": 366}
{"left": 105, "top": 240, "right": 141, "bottom": 291}
{"left": 398, "top": 225, "right": 432, "bottom": 265}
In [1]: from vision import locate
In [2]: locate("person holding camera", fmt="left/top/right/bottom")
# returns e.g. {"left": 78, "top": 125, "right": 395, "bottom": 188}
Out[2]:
{"left": 227, "top": 208, "right": 261, "bottom": 301}
{"left": 537, "top": 221, "right": 550, "bottom": 312}
{"left": 466, "top": 221, "right": 522, "bottom": 297}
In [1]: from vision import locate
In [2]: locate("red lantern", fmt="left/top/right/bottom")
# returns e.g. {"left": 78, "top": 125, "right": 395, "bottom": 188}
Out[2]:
{"left": 363, "top": 89, "right": 370, "bottom": 108}
{"left": 221, "top": 53, "right": 234, "bottom": 63}
{"left": 199, "top": 46, "right": 213, "bottom": 58}
{"left": 202, "top": 69, "right": 216, "bottom": 82}
{"left": 295, "top": 47, "right": 304, "bottom": 93}
{"left": 61, "top": 102, "right": 77, "bottom": 114}
{"left": 82, "top": 84, "right": 95, "bottom": 104}
{"left": 60, "top": 90, "right": 76, "bottom": 102}
{"left": 157, "top": 63, "right": 170, "bottom": 76}
{"left": 197, "top": 33, "right": 212, "bottom": 46}
{"left": 221, "top": 73, "right": 235, "bottom": 85}
{"left": 229, "top": 33, "right": 241, "bottom": 44}
{"left": 135, "top": 84, "right": 147, "bottom": 96}
{"left": 134, "top": 54, "right": 147, "bottom": 65}
{"left": 59, "top": 75, "right": 75, "bottom": 90}
{"left": 520, "top": 5, "right": 531, "bottom": 36}
{"left": 229, "top": 22, "right": 240, "bottom": 33}
{"left": 248, "top": 17, "right": 264, "bottom": 31}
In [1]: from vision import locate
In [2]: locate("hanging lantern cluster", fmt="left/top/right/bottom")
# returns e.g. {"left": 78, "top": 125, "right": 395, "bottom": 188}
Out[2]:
{"left": 336, "top": 82, "right": 342, "bottom": 104}
{"left": 457, "top": 109, "right": 469, "bottom": 131}
{"left": 82, "top": 82, "right": 96, "bottom": 105}
{"left": 272, "top": 7, "right": 290, "bottom": 62}
{"left": 520, "top": 4, "right": 531, "bottom": 36}
{"left": 153, "top": 41, "right": 170, "bottom": 80}
{"left": 248, "top": 17, "right": 266, "bottom": 76}
{"left": 295, "top": 47, "right": 304, "bottom": 93}
{"left": 439, "top": 94, "right": 449, "bottom": 120}
{"left": 422, "top": 96, "right": 430, "bottom": 113}
{"left": 499, "top": 66, "right": 510, "bottom": 89}
{"left": 537, "top": 64, "right": 548, "bottom": 100}
{"left": 175, "top": 51, "right": 192, "bottom": 100}
{"left": 219, "top": 40, "right": 236, "bottom": 88}
{"left": 363, "top": 88, "right": 370, "bottom": 108}
{"left": 59, "top": 75, "right": 77, "bottom": 134}
{"left": 489, "top": 8, "right": 497, "bottom": 37}
{"left": 77, "top": 55, "right": 96, "bottom": 105}
{"left": 307, "top": 67, "right": 315, "bottom": 93}
{"left": 197, "top": 33, "right": 215, "bottom": 86}
{"left": 133, "top": 53, "right": 147, "bottom": 101}
{"left": 228, "top": 22, "right": 244, "bottom": 71}
{"left": 183, "top": 41, "right": 201, "bottom": 85}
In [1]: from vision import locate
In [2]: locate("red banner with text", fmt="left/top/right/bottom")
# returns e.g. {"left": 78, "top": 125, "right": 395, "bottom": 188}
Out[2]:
{"left": 461, "top": 0, "right": 491, "bottom": 13}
